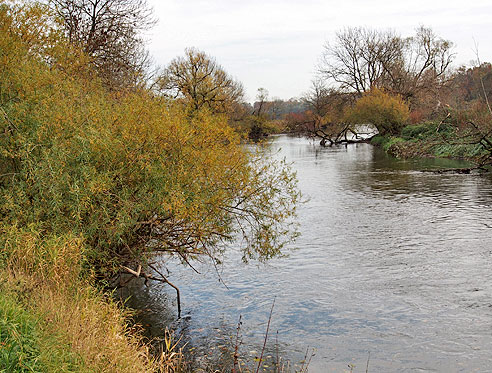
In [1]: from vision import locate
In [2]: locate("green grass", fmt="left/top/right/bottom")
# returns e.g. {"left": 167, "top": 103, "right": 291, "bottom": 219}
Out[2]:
{"left": 373, "top": 122, "right": 489, "bottom": 160}
{"left": 400, "top": 122, "right": 455, "bottom": 140}
{"left": 432, "top": 143, "right": 486, "bottom": 158}
{"left": 0, "top": 225, "right": 169, "bottom": 372}
{"left": 0, "top": 293, "right": 43, "bottom": 372}
{"left": 370, "top": 135, "right": 405, "bottom": 154}
{"left": 0, "top": 289, "right": 85, "bottom": 373}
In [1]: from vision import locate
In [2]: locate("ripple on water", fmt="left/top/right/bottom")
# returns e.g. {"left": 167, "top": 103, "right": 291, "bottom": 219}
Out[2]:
{"left": 130, "top": 136, "right": 492, "bottom": 372}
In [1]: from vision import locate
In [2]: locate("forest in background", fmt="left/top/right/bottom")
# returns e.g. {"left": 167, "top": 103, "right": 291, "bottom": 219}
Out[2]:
{"left": 264, "top": 27, "right": 492, "bottom": 170}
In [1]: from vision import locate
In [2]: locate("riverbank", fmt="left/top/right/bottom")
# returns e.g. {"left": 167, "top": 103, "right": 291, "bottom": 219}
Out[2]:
{"left": 0, "top": 227, "right": 179, "bottom": 372}
{"left": 371, "top": 122, "right": 489, "bottom": 166}
{"left": 0, "top": 4, "right": 299, "bottom": 372}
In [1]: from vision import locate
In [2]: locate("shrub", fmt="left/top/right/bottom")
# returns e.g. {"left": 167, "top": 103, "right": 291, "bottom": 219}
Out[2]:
{"left": 400, "top": 124, "right": 432, "bottom": 139}
{"left": 383, "top": 137, "right": 405, "bottom": 154}
{"left": 0, "top": 3, "right": 298, "bottom": 372}
{"left": 370, "top": 134, "right": 389, "bottom": 147}
{"left": 345, "top": 88, "right": 410, "bottom": 135}
{"left": 0, "top": 1, "right": 299, "bottom": 277}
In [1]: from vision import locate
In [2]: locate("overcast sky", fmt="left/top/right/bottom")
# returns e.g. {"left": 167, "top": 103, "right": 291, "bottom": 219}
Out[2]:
{"left": 146, "top": 0, "right": 492, "bottom": 102}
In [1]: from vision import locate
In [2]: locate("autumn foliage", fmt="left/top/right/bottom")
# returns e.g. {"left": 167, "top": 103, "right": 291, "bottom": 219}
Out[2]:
{"left": 345, "top": 88, "right": 410, "bottom": 135}
{"left": 1, "top": 1, "right": 299, "bottom": 273}
{"left": 0, "top": 2, "right": 299, "bottom": 370}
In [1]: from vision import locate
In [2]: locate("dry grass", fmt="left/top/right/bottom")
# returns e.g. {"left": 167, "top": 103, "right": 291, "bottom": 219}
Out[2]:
{"left": 154, "top": 329, "right": 188, "bottom": 373}
{"left": 0, "top": 226, "right": 187, "bottom": 372}
{"left": 35, "top": 284, "right": 154, "bottom": 372}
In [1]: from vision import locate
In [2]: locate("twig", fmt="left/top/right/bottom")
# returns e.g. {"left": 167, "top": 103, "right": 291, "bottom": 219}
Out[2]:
{"left": 211, "top": 254, "right": 230, "bottom": 290}
{"left": 176, "top": 249, "right": 201, "bottom": 274}
{"left": 256, "top": 298, "right": 275, "bottom": 373}
{"left": 148, "top": 263, "right": 182, "bottom": 318}
{"left": 0, "top": 106, "right": 18, "bottom": 132}
{"left": 304, "top": 349, "right": 314, "bottom": 372}
{"left": 121, "top": 263, "right": 182, "bottom": 318}
{"left": 275, "top": 331, "right": 280, "bottom": 373}
{"left": 298, "top": 347, "right": 315, "bottom": 373}
{"left": 436, "top": 112, "right": 450, "bottom": 133}
{"left": 366, "top": 351, "right": 371, "bottom": 373}
{"left": 299, "top": 347, "right": 309, "bottom": 372}
{"left": 232, "top": 315, "right": 242, "bottom": 373}
{"left": 121, "top": 264, "right": 142, "bottom": 277}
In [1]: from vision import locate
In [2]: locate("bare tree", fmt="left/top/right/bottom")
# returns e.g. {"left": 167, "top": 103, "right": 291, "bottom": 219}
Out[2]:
{"left": 286, "top": 80, "right": 367, "bottom": 146}
{"left": 319, "top": 27, "right": 403, "bottom": 94}
{"left": 49, "top": 0, "right": 155, "bottom": 88}
{"left": 387, "top": 26, "right": 455, "bottom": 100}
{"left": 319, "top": 26, "right": 454, "bottom": 102}
{"left": 156, "top": 48, "right": 244, "bottom": 114}
{"left": 302, "top": 79, "right": 331, "bottom": 117}
{"left": 253, "top": 87, "right": 269, "bottom": 116}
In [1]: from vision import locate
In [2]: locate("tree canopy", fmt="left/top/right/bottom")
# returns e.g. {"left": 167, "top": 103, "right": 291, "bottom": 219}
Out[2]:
{"left": 0, "top": 2, "right": 299, "bottom": 280}
{"left": 345, "top": 88, "right": 410, "bottom": 135}
{"left": 156, "top": 48, "right": 245, "bottom": 115}
{"left": 319, "top": 26, "right": 454, "bottom": 102}
{"left": 48, "top": 0, "right": 155, "bottom": 88}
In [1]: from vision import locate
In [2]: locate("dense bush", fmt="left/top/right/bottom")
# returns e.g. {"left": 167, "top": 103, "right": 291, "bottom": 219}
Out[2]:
{"left": 400, "top": 123, "right": 433, "bottom": 139}
{"left": 345, "top": 88, "right": 410, "bottom": 135}
{"left": 400, "top": 123, "right": 446, "bottom": 140}
{"left": 0, "top": 3, "right": 299, "bottom": 278}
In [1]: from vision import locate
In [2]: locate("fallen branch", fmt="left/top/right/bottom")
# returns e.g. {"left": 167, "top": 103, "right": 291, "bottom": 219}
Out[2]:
{"left": 121, "top": 264, "right": 142, "bottom": 277}
{"left": 121, "top": 263, "right": 182, "bottom": 318}
{"left": 148, "top": 263, "right": 181, "bottom": 319}
{"left": 421, "top": 165, "right": 489, "bottom": 174}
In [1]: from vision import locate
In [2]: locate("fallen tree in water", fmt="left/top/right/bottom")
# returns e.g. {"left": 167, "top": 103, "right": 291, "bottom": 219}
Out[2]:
{"left": 315, "top": 123, "right": 378, "bottom": 146}
{"left": 285, "top": 113, "right": 378, "bottom": 146}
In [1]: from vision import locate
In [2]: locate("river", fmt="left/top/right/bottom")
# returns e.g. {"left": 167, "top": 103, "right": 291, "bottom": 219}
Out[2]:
{"left": 120, "top": 135, "right": 492, "bottom": 372}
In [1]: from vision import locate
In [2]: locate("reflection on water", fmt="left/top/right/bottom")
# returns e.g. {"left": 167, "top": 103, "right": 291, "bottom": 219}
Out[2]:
{"left": 121, "top": 135, "right": 492, "bottom": 372}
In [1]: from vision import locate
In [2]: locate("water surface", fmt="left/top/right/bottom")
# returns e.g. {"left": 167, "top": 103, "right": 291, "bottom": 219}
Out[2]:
{"left": 122, "top": 135, "right": 492, "bottom": 372}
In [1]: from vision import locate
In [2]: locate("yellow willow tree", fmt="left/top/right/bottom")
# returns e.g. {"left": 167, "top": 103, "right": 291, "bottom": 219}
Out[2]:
{"left": 155, "top": 47, "right": 245, "bottom": 115}
{"left": 0, "top": 2, "right": 300, "bottom": 281}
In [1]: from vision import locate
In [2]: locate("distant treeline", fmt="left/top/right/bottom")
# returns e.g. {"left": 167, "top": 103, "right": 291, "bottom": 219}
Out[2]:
{"left": 277, "top": 26, "right": 492, "bottom": 168}
{"left": 251, "top": 98, "right": 307, "bottom": 120}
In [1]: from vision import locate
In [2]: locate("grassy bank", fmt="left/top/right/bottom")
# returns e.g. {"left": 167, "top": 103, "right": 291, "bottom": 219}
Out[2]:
{"left": 0, "top": 227, "right": 185, "bottom": 372}
{"left": 371, "top": 122, "right": 488, "bottom": 162}
{"left": 0, "top": 3, "right": 195, "bottom": 371}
